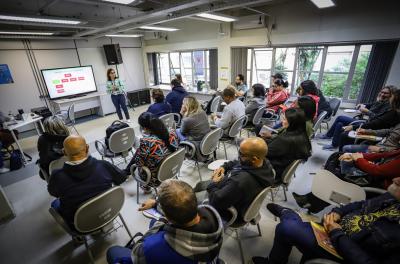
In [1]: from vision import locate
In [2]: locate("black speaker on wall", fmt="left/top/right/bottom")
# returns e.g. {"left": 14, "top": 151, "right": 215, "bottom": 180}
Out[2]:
{"left": 103, "top": 44, "right": 123, "bottom": 65}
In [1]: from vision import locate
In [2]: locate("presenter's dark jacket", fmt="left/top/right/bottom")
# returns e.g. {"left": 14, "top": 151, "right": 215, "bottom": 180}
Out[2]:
{"left": 206, "top": 159, "right": 274, "bottom": 224}
{"left": 48, "top": 156, "right": 127, "bottom": 227}
{"left": 37, "top": 133, "right": 68, "bottom": 176}
{"left": 165, "top": 85, "right": 188, "bottom": 114}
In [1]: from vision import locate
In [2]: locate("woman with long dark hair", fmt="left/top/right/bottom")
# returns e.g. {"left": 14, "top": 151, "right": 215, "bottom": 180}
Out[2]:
{"left": 125, "top": 112, "right": 178, "bottom": 191}
{"left": 106, "top": 68, "right": 131, "bottom": 122}
{"left": 261, "top": 108, "right": 312, "bottom": 181}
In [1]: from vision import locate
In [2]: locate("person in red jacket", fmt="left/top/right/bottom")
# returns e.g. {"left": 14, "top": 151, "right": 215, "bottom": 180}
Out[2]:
{"left": 266, "top": 78, "right": 289, "bottom": 113}
{"left": 339, "top": 149, "right": 400, "bottom": 189}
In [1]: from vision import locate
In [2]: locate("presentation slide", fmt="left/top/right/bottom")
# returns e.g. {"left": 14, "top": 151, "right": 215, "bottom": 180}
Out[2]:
{"left": 41, "top": 66, "right": 97, "bottom": 99}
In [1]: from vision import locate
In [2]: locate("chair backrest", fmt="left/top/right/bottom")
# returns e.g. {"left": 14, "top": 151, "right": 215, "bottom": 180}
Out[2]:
{"left": 68, "top": 103, "right": 75, "bottom": 122}
{"left": 159, "top": 113, "right": 180, "bottom": 129}
{"left": 49, "top": 156, "right": 68, "bottom": 175}
{"left": 157, "top": 148, "right": 186, "bottom": 182}
{"left": 312, "top": 111, "right": 328, "bottom": 131}
{"left": 210, "top": 96, "right": 221, "bottom": 114}
{"left": 74, "top": 186, "right": 125, "bottom": 233}
{"left": 282, "top": 159, "right": 302, "bottom": 184}
{"left": 252, "top": 106, "right": 266, "bottom": 125}
{"left": 200, "top": 128, "right": 223, "bottom": 156}
{"left": 228, "top": 115, "right": 248, "bottom": 137}
{"left": 243, "top": 187, "right": 271, "bottom": 222}
{"left": 305, "top": 259, "right": 341, "bottom": 264}
{"left": 311, "top": 170, "right": 366, "bottom": 206}
{"left": 329, "top": 98, "right": 341, "bottom": 117}
{"left": 108, "top": 127, "right": 135, "bottom": 154}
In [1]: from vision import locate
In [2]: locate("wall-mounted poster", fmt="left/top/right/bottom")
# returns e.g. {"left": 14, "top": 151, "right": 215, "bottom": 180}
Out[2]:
{"left": 0, "top": 64, "right": 14, "bottom": 84}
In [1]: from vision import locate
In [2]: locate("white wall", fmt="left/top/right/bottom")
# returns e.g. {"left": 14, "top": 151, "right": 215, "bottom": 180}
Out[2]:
{"left": 142, "top": 0, "right": 400, "bottom": 89}
{"left": 0, "top": 38, "right": 145, "bottom": 114}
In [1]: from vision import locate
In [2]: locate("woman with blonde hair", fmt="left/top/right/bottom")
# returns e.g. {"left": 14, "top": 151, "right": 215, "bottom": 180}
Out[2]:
{"left": 177, "top": 96, "right": 211, "bottom": 141}
{"left": 37, "top": 116, "right": 70, "bottom": 179}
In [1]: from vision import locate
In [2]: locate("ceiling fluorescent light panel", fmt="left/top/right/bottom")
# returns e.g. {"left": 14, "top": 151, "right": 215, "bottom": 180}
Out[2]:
{"left": 310, "top": 0, "right": 335, "bottom": 8}
{"left": 0, "top": 14, "right": 81, "bottom": 25}
{"left": 106, "top": 34, "right": 143, "bottom": 38}
{"left": 103, "top": 0, "right": 136, "bottom": 4}
{"left": 196, "top": 13, "right": 236, "bottom": 22}
{"left": 139, "top": 26, "right": 179, "bottom": 32}
{"left": 0, "top": 31, "right": 54, "bottom": 35}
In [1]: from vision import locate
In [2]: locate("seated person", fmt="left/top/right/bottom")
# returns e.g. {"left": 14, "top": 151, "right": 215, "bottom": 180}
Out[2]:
{"left": 316, "top": 89, "right": 332, "bottom": 117}
{"left": 177, "top": 96, "right": 211, "bottom": 141}
{"left": 147, "top": 88, "right": 172, "bottom": 117}
{"left": 342, "top": 123, "right": 400, "bottom": 153}
{"left": 166, "top": 78, "right": 188, "bottom": 114}
{"left": 319, "top": 86, "right": 396, "bottom": 150}
{"left": 295, "top": 96, "right": 316, "bottom": 138}
{"left": 235, "top": 74, "right": 248, "bottom": 97}
{"left": 37, "top": 116, "right": 70, "bottom": 179}
{"left": 195, "top": 137, "right": 275, "bottom": 224}
{"left": 0, "top": 140, "right": 8, "bottom": 174}
{"left": 211, "top": 86, "right": 245, "bottom": 136}
{"left": 245, "top": 83, "right": 266, "bottom": 123}
{"left": 48, "top": 135, "right": 127, "bottom": 228}
{"left": 252, "top": 178, "right": 400, "bottom": 264}
{"left": 106, "top": 179, "right": 223, "bottom": 264}
{"left": 260, "top": 108, "right": 312, "bottom": 182}
{"left": 125, "top": 112, "right": 178, "bottom": 191}
{"left": 266, "top": 78, "right": 289, "bottom": 113}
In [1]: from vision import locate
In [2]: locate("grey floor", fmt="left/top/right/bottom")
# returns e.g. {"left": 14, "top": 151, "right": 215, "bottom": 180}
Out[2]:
{"left": 0, "top": 105, "right": 336, "bottom": 264}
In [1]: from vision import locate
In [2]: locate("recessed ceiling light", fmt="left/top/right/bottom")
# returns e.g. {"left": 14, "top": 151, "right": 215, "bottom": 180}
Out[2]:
{"left": 105, "top": 34, "right": 143, "bottom": 38}
{"left": 0, "top": 14, "right": 82, "bottom": 25}
{"left": 310, "top": 0, "right": 335, "bottom": 8}
{"left": 102, "top": 0, "right": 137, "bottom": 4}
{"left": 196, "top": 13, "right": 236, "bottom": 22}
{"left": 139, "top": 26, "right": 179, "bottom": 32}
{"left": 0, "top": 31, "right": 54, "bottom": 35}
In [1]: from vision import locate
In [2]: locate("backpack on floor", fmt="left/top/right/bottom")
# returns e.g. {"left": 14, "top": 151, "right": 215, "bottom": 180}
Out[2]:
{"left": 9, "top": 150, "right": 24, "bottom": 171}
{"left": 324, "top": 151, "right": 344, "bottom": 178}
{"left": 105, "top": 120, "right": 129, "bottom": 148}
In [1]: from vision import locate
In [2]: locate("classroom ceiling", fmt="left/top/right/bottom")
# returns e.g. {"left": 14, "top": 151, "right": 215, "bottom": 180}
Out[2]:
{"left": 0, "top": 0, "right": 300, "bottom": 39}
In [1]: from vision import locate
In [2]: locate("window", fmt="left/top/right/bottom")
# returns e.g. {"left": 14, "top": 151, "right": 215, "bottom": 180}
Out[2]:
{"left": 321, "top": 46, "right": 355, "bottom": 98}
{"left": 152, "top": 50, "right": 211, "bottom": 87}
{"left": 246, "top": 44, "right": 372, "bottom": 101}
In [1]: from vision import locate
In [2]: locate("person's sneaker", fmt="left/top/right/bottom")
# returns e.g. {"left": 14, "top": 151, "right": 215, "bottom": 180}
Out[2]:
{"left": 322, "top": 144, "right": 336, "bottom": 150}
{"left": 0, "top": 167, "right": 10, "bottom": 174}
{"left": 315, "top": 134, "right": 332, "bottom": 140}
{"left": 266, "top": 203, "right": 292, "bottom": 218}
{"left": 251, "top": 256, "right": 270, "bottom": 264}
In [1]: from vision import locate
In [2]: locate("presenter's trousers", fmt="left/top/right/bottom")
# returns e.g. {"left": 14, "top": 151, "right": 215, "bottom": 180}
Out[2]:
{"left": 111, "top": 94, "right": 130, "bottom": 120}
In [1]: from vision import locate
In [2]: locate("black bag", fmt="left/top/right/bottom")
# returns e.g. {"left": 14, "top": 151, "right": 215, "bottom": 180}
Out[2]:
{"left": 105, "top": 120, "right": 129, "bottom": 148}
{"left": 324, "top": 151, "right": 344, "bottom": 178}
{"left": 9, "top": 150, "right": 33, "bottom": 171}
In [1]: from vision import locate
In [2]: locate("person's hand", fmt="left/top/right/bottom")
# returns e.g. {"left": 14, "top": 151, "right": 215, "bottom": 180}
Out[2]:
{"left": 260, "top": 130, "right": 272, "bottom": 139}
{"left": 323, "top": 213, "right": 342, "bottom": 233}
{"left": 327, "top": 212, "right": 341, "bottom": 222}
{"left": 356, "top": 128, "right": 368, "bottom": 135}
{"left": 351, "top": 153, "right": 364, "bottom": 161}
{"left": 368, "top": 145, "right": 381, "bottom": 153}
{"left": 343, "top": 125, "right": 353, "bottom": 132}
{"left": 359, "top": 106, "right": 369, "bottom": 114}
{"left": 339, "top": 153, "right": 353, "bottom": 162}
{"left": 212, "top": 167, "right": 225, "bottom": 183}
{"left": 236, "top": 91, "right": 244, "bottom": 97}
{"left": 180, "top": 105, "right": 187, "bottom": 116}
{"left": 138, "top": 199, "right": 156, "bottom": 211}
{"left": 112, "top": 85, "right": 117, "bottom": 91}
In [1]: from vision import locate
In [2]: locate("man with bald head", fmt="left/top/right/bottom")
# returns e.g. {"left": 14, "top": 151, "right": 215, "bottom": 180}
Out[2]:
{"left": 48, "top": 135, "right": 127, "bottom": 228}
{"left": 198, "top": 137, "right": 275, "bottom": 224}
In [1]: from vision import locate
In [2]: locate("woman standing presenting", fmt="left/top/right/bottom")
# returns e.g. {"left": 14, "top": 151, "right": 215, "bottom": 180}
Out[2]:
{"left": 106, "top": 68, "right": 131, "bottom": 122}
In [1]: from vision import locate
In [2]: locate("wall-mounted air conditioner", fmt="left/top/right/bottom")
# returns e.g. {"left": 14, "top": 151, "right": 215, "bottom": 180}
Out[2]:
{"left": 233, "top": 15, "right": 266, "bottom": 30}
{"left": 144, "top": 32, "right": 162, "bottom": 40}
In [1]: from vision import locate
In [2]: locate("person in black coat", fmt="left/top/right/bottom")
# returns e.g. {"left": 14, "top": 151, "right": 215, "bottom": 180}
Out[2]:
{"left": 37, "top": 116, "right": 70, "bottom": 179}
{"left": 260, "top": 108, "right": 312, "bottom": 182}
{"left": 166, "top": 78, "right": 189, "bottom": 114}
{"left": 48, "top": 135, "right": 127, "bottom": 228}
{"left": 147, "top": 88, "right": 172, "bottom": 117}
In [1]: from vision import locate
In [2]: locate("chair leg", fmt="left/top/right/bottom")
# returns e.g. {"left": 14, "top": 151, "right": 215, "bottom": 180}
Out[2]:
{"left": 83, "top": 236, "right": 95, "bottom": 264}
{"left": 196, "top": 162, "right": 203, "bottom": 181}
{"left": 136, "top": 181, "right": 140, "bottom": 204}
{"left": 283, "top": 186, "right": 288, "bottom": 202}
{"left": 119, "top": 214, "right": 133, "bottom": 239}
{"left": 270, "top": 189, "right": 277, "bottom": 221}
{"left": 223, "top": 142, "right": 227, "bottom": 160}
{"left": 257, "top": 223, "right": 262, "bottom": 237}
{"left": 235, "top": 229, "right": 245, "bottom": 264}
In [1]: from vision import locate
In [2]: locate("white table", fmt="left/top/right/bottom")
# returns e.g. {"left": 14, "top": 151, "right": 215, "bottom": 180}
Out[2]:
{"left": 50, "top": 92, "right": 108, "bottom": 116}
{"left": 3, "top": 113, "right": 44, "bottom": 165}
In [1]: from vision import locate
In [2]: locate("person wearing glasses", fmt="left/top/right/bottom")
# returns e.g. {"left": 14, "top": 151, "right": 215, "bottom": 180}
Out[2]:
{"left": 106, "top": 68, "right": 131, "bottom": 123}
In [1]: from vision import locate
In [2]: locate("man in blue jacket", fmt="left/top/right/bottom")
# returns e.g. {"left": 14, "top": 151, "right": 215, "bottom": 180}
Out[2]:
{"left": 147, "top": 88, "right": 171, "bottom": 117}
{"left": 251, "top": 177, "right": 400, "bottom": 264}
{"left": 106, "top": 179, "right": 223, "bottom": 264}
{"left": 166, "top": 78, "right": 188, "bottom": 114}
